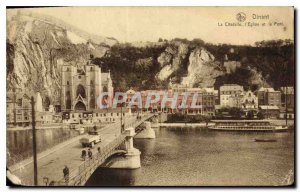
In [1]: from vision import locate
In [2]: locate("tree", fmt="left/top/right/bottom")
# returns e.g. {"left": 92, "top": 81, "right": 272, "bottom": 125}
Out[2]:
{"left": 228, "top": 107, "right": 243, "bottom": 118}
{"left": 257, "top": 111, "right": 265, "bottom": 119}
{"left": 246, "top": 110, "right": 254, "bottom": 119}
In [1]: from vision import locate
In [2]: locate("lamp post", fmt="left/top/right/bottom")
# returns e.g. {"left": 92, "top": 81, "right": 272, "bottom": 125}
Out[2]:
{"left": 31, "top": 96, "right": 38, "bottom": 186}
{"left": 120, "top": 104, "right": 125, "bottom": 133}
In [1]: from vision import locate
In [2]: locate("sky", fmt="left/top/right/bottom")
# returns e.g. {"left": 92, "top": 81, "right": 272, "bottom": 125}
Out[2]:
{"left": 8, "top": 7, "right": 294, "bottom": 45}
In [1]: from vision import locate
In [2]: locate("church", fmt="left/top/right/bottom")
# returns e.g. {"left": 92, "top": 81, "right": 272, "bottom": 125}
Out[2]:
{"left": 61, "top": 60, "right": 113, "bottom": 112}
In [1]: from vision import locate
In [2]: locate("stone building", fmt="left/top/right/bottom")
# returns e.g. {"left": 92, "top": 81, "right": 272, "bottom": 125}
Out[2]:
{"left": 220, "top": 84, "right": 244, "bottom": 108}
{"left": 280, "top": 86, "right": 294, "bottom": 119}
{"left": 241, "top": 90, "right": 258, "bottom": 109}
{"left": 258, "top": 105, "right": 280, "bottom": 119}
{"left": 61, "top": 61, "right": 113, "bottom": 112}
{"left": 6, "top": 90, "right": 58, "bottom": 127}
{"left": 257, "top": 87, "right": 281, "bottom": 108}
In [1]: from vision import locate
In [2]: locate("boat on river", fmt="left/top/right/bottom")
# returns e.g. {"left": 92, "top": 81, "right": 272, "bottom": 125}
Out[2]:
{"left": 254, "top": 138, "right": 277, "bottom": 142}
{"left": 209, "top": 120, "right": 288, "bottom": 132}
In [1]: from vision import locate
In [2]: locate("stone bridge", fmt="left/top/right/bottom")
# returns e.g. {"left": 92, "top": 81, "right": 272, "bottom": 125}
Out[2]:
{"left": 54, "top": 114, "right": 155, "bottom": 186}
{"left": 8, "top": 113, "right": 157, "bottom": 186}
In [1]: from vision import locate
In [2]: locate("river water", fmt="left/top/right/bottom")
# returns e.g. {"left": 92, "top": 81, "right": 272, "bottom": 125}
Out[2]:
{"left": 86, "top": 128, "right": 294, "bottom": 186}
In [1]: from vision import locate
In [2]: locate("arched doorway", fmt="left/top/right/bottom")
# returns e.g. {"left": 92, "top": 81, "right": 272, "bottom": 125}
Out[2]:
{"left": 76, "top": 84, "right": 86, "bottom": 98}
{"left": 74, "top": 101, "right": 86, "bottom": 111}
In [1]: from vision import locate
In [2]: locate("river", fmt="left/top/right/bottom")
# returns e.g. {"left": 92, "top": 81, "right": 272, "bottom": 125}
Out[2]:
{"left": 85, "top": 128, "right": 294, "bottom": 186}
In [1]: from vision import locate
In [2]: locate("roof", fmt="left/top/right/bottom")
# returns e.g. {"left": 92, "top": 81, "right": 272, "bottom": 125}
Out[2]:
{"left": 220, "top": 84, "right": 243, "bottom": 91}
{"left": 259, "top": 105, "right": 279, "bottom": 110}
{"left": 126, "top": 89, "right": 136, "bottom": 94}
{"left": 258, "top": 87, "right": 276, "bottom": 92}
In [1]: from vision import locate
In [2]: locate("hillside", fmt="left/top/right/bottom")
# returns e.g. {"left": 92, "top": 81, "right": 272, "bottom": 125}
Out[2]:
{"left": 93, "top": 39, "right": 294, "bottom": 91}
{"left": 6, "top": 12, "right": 294, "bottom": 106}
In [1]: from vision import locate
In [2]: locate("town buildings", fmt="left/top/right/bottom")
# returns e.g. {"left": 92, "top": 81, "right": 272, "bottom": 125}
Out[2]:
{"left": 280, "top": 86, "right": 295, "bottom": 119}
{"left": 6, "top": 55, "right": 294, "bottom": 128}
{"left": 6, "top": 91, "right": 60, "bottom": 127}
{"left": 124, "top": 87, "right": 215, "bottom": 116}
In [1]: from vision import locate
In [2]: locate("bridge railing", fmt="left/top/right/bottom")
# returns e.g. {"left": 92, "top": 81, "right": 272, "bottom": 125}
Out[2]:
{"left": 55, "top": 114, "right": 154, "bottom": 186}
{"left": 55, "top": 134, "right": 126, "bottom": 186}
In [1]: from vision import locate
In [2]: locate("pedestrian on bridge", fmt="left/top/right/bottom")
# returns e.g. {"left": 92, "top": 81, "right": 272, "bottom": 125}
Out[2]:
{"left": 88, "top": 148, "right": 93, "bottom": 160}
{"left": 97, "top": 147, "right": 101, "bottom": 154}
{"left": 63, "top": 165, "right": 69, "bottom": 185}
{"left": 81, "top": 149, "right": 87, "bottom": 161}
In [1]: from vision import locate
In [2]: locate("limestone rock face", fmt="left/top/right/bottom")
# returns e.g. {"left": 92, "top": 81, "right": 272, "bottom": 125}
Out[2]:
{"left": 7, "top": 12, "right": 116, "bottom": 106}
{"left": 156, "top": 43, "right": 189, "bottom": 81}
{"left": 185, "top": 47, "right": 224, "bottom": 87}
{"left": 156, "top": 44, "right": 225, "bottom": 87}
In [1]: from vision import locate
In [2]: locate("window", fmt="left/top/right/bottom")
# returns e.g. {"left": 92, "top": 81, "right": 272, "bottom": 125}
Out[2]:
{"left": 17, "top": 99, "right": 22, "bottom": 107}
{"left": 90, "top": 67, "right": 93, "bottom": 71}
{"left": 78, "top": 76, "right": 81, "bottom": 79}
{"left": 67, "top": 81, "right": 69, "bottom": 85}
{"left": 90, "top": 80, "right": 93, "bottom": 85}
{"left": 66, "top": 67, "right": 69, "bottom": 72}
{"left": 96, "top": 113, "right": 98, "bottom": 117}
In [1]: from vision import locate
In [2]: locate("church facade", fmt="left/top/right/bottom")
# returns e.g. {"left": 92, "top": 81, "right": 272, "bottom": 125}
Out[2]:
{"left": 61, "top": 61, "right": 113, "bottom": 112}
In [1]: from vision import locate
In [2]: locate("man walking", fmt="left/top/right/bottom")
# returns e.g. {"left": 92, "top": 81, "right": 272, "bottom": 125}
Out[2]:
{"left": 81, "top": 149, "right": 87, "bottom": 161}
{"left": 88, "top": 148, "right": 93, "bottom": 160}
{"left": 63, "top": 165, "right": 69, "bottom": 185}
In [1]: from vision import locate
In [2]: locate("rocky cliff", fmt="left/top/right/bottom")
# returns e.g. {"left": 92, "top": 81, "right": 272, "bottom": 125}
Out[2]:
{"left": 156, "top": 43, "right": 225, "bottom": 88}
{"left": 6, "top": 13, "right": 117, "bottom": 104}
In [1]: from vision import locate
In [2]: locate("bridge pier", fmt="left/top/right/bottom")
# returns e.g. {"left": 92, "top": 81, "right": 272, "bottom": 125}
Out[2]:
{"left": 135, "top": 121, "right": 156, "bottom": 139}
{"left": 108, "top": 127, "right": 141, "bottom": 169}
{"left": 151, "top": 116, "right": 160, "bottom": 128}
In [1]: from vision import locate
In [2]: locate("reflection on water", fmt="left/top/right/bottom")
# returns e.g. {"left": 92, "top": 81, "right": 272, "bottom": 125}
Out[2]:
{"left": 86, "top": 128, "right": 294, "bottom": 186}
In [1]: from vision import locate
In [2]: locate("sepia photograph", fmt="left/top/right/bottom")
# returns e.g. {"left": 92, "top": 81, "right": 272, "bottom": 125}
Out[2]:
{"left": 6, "top": 6, "right": 295, "bottom": 187}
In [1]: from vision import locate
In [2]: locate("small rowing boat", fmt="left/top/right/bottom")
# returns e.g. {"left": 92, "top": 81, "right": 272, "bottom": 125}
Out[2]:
{"left": 254, "top": 138, "right": 277, "bottom": 142}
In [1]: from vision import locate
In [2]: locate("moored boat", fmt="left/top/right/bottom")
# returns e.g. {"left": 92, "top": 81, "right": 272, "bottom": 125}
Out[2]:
{"left": 209, "top": 120, "right": 288, "bottom": 132}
